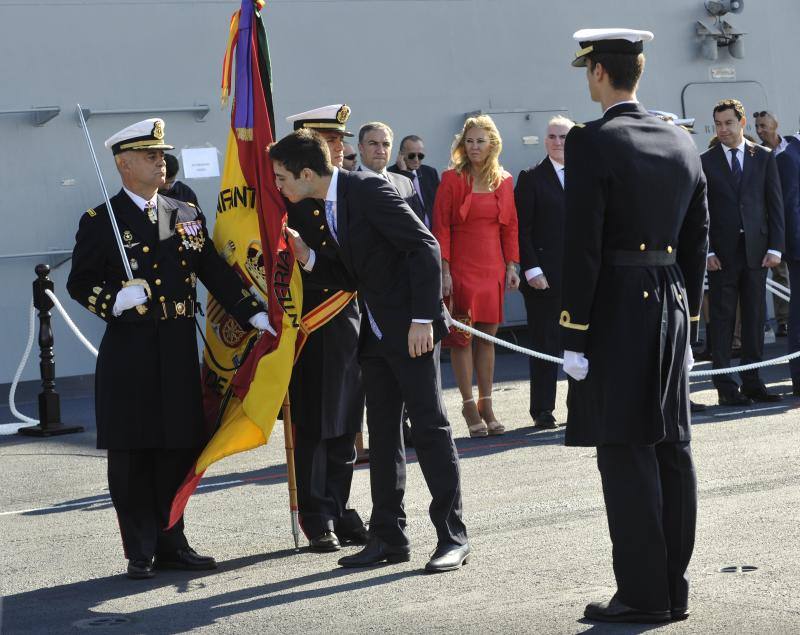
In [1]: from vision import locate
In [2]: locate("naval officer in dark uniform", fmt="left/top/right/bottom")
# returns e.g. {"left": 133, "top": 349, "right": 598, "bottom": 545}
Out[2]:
{"left": 67, "top": 119, "right": 270, "bottom": 579}
{"left": 560, "top": 29, "right": 709, "bottom": 622}
{"left": 283, "top": 105, "right": 368, "bottom": 552}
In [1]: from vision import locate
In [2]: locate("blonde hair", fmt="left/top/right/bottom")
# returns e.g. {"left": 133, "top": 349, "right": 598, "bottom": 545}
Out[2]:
{"left": 450, "top": 115, "right": 504, "bottom": 191}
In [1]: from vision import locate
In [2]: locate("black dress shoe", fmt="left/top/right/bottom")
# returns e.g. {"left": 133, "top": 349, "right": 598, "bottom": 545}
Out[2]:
{"left": 309, "top": 530, "right": 341, "bottom": 552}
{"left": 742, "top": 387, "right": 782, "bottom": 403}
{"left": 690, "top": 400, "right": 707, "bottom": 413}
{"left": 338, "top": 536, "right": 410, "bottom": 567}
{"left": 584, "top": 595, "right": 670, "bottom": 624}
{"left": 718, "top": 391, "right": 752, "bottom": 406}
{"left": 533, "top": 412, "right": 558, "bottom": 429}
{"left": 154, "top": 547, "right": 217, "bottom": 571}
{"left": 127, "top": 559, "right": 155, "bottom": 579}
{"left": 425, "top": 542, "right": 471, "bottom": 573}
{"left": 338, "top": 525, "right": 369, "bottom": 546}
{"left": 671, "top": 607, "right": 690, "bottom": 621}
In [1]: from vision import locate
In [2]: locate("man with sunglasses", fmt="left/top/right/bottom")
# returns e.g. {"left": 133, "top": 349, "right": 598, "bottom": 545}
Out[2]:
{"left": 342, "top": 142, "right": 358, "bottom": 171}
{"left": 389, "top": 134, "right": 440, "bottom": 229}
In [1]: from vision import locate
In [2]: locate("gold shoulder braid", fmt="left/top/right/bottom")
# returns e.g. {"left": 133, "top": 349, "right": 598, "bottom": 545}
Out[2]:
{"left": 175, "top": 220, "right": 206, "bottom": 252}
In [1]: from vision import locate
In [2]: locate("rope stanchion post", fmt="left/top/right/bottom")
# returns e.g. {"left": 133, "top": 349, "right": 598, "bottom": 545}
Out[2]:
{"left": 17, "top": 264, "right": 85, "bottom": 437}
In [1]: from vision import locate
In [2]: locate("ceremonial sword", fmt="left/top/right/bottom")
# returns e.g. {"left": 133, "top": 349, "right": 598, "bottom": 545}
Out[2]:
{"left": 76, "top": 104, "right": 151, "bottom": 314}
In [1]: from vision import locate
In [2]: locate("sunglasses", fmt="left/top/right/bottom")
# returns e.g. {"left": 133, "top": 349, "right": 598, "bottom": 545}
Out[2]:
{"left": 344, "top": 154, "right": 357, "bottom": 161}
{"left": 406, "top": 152, "right": 425, "bottom": 161}
{"left": 752, "top": 111, "right": 774, "bottom": 119}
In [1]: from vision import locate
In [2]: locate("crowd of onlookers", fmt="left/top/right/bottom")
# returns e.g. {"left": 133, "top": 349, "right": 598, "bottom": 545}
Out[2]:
{"left": 351, "top": 97, "right": 800, "bottom": 437}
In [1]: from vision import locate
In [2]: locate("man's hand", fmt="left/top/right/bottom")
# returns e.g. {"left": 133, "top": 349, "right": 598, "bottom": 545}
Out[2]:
{"left": 528, "top": 274, "right": 549, "bottom": 290}
{"left": 396, "top": 153, "right": 408, "bottom": 171}
{"left": 563, "top": 350, "right": 589, "bottom": 381}
{"left": 685, "top": 345, "right": 695, "bottom": 372}
{"left": 706, "top": 255, "right": 722, "bottom": 272}
{"left": 506, "top": 268, "right": 520, "bottom": 290}
{"left": 762, "top": 252, "right": 781, "bottom": 268}
{"left": 442, "top": 272, "right": 453, "bottom": 297}
{"left": 249, "top": 311, "right": 276, "bottom": 336}
{"left": 408, "top": 322, "right": 434, "bottom": 358}
{"left": 284, "top": 225, "right": 310, "bottom": 265}
{"left": 113, "top": 284, "right": 148, "bottom": 316}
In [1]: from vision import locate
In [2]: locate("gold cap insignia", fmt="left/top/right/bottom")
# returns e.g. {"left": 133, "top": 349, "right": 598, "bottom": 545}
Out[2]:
{"left": 336, "top": 105, "right": 351, "bottom": 124}
{"left": 152, "top": 120, "right": 165, "bottom": 140}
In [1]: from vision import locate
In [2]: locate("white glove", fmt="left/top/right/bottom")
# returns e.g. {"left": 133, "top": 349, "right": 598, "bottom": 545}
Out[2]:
{"left": 685, "top": 345, "right": 695, "bottom": 372}
{"left": 249, "top": 311, "right": 276, "bottom": 335}
{"left": 563, "top": 350, "right": 589, "bottom": 381}
{"left": 112, "top": 285, "right": 148, "bottom": 316}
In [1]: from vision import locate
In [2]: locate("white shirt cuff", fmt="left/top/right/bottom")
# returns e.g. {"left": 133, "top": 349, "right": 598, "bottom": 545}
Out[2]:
{"left": 768, "top": 249, "right": 782, "bottom": 258}
{"left": 525, "top": 267, "right": 543, "bottom": 282}
{"left": 412, "top": 319, "right": 433, "bottom": 323}
{"left": 302, "top": 249, "right": 316, "bottom": 271}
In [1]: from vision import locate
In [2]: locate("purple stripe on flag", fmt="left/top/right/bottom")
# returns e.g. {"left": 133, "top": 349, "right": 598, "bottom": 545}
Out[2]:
{"left": 234, "top": 0, "right": 255, "bottom": 131}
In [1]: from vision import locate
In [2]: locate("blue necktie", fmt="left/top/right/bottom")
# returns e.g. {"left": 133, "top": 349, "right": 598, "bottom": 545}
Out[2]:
{"left": 730, "top": 148, "right": 742, "bottom": 187}
{"left": 325, "top": 199, "right": 338, "bottom": 242}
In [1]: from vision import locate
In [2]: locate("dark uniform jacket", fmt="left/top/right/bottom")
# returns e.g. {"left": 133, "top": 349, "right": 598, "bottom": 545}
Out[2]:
{"left": 67, "top": 190, "right": 260, "bottom": 450}
{"left": 776, "top": 144, "right": 800, "bottom": 260}
{"left": 700, "top": 140, "right": 785, "bottom": 268}
{"left": 560, "top": 103, "right": 709, "bottom": 447}
{"left": 286, "top": 197, "right": 364, "bottom": 440}
{"left": 515, "top": 158, "right": 566, "bottom": 298}
{"left": 307, "top": 170, "right": 447, "bottom": 354}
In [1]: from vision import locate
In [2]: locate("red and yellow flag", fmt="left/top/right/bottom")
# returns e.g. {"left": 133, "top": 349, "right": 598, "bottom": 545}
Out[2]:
{"left": 169, "top": 0, "right": 301, "bottom": 528}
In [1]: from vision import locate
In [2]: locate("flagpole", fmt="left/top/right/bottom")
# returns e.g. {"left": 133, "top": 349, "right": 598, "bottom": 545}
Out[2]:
{"left": 281, "top": 393, "right": 301, "bottom": 549}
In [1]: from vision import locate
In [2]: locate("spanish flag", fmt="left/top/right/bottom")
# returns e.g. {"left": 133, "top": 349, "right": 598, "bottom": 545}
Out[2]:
{"left": 168, "top": 0, "right": 300, "bottom": 528}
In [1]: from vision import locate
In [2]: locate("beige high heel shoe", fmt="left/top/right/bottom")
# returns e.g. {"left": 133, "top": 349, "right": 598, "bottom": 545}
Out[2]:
{"left": 478, "top": 396, "right": 505, "bottom": 435}
{"left": 462, "top": 398, "right": 488, "bottom": 437}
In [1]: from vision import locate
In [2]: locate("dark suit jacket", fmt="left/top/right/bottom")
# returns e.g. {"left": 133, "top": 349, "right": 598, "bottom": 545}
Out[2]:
{"left": 700, "top": 141, "right": 785, "bottom": 268}
{"left": 388, "top": 163, "right": 440, "bottom": 220}
{"left": 514, "top": 157, "right": 566, "bottom": 297}
{"left": 358, "top": 166, "right": 425, "bottom": 222}
{"left": 308, "top": 170, "right": 446, "bottom": 354}
{"left": 777, "top": 144, "right": 800, "bottom": 260}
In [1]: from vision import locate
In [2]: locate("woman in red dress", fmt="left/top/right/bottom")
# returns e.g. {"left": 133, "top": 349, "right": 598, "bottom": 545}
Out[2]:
{"left": 433, "top": 115, "right": 520, "bottom": 437}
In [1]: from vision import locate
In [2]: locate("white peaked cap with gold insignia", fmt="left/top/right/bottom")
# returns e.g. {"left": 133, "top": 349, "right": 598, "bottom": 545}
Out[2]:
{"left": 571, "top": 28, "right": 654, "bottom": 67}
{"left": 104, "top": 118, "right": 174, "bottom": 155}
{"left": 286, "top": 104, "right": 354, "bottom": 137}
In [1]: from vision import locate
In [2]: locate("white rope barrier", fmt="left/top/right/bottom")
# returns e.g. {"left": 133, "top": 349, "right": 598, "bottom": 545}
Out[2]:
{"left": 7, "top": 291, "right": 98, "bottom": 426}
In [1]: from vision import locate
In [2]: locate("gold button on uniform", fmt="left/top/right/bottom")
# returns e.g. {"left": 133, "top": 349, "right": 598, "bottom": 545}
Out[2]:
{"left": 181, "top": 260, "right": 187, "bottom": 266}
{"left": 155, "top": 279, "right": 162, "bottom": 286}
{"left": 639, "top": 243, "right": 646, "bottom": 251}
{"left": 643, "top": 291, "right": 649, "bottom": 299}
{"left": 143, "top": 246, "right": 150, "bottom": 253}
{"left": 178, "top": 246, "right": 184, "bottom": 252}
{"left": 667, "top": 245, "right": 673, "bottom": 254}
{"left": 313, "top": 209, "right": 320, "bottom": 216}
{"left": 185, "top": 277, "right": 191, "bottom": 284}
{"left": 319, "top": 225, "right": 325, "bottom": 230}
{"left": 159, "top": 295, "right": 166, "bottom": 302}
{"left": 152, "top": 263, "right": 158, "bottom": 269}
{"left": 321, "top": 241, "right": 327, "bottom": 246}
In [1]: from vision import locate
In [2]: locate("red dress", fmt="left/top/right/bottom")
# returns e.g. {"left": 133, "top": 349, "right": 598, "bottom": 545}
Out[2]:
{"left": 433, "top": 169, "right": 520, "bottom": 325}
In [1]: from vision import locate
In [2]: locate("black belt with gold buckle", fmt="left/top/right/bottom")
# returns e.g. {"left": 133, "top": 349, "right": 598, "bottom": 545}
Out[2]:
{"left": 158, "top": 299, "right": 196, "bottom": 320}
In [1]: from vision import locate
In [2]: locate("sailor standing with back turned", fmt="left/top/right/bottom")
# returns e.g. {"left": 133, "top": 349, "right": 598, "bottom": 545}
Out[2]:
{"left": 559, "top": 29, "right": 709, "bottom": 623}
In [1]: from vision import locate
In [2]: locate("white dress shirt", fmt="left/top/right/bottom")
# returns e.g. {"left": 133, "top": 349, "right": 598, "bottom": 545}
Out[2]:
{"left": 123, "top": 187, "right": 158, "bottom": 212}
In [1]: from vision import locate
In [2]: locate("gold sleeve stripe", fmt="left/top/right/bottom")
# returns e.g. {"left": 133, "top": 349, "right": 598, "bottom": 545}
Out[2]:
{"left": 559, "top": 310, "right": 589, "bottom": 331}
{"left": 690, "top": 315, "right": 701, "bottom": 322}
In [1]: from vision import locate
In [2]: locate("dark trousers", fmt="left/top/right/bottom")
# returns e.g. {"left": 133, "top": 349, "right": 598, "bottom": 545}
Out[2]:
{"left": 107, "top": 448, "right": 196, "bottom": 561}
{"left": 708, "top": 238, "right": 768, "bottom": 393}
{"left": 294, "top": 429, "right": 359, "bottom": 538}
{"left": 596, "top": 442, "right": 697, "bottom": 612}
{"left": 786, "top": 259, "right": 800, "bottom": 382}
{"left": 360, "top": 332, "right": 467, "bottom": 547}
{"left": 522, "top": 292, "right": 561, "bottom": 416}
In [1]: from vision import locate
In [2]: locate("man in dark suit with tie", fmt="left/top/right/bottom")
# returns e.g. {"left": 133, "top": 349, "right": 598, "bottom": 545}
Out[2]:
{"left": 562, "top": 28, "right": 709, "bottom": 623}
{"left": 701, "top": 99, "right": 785, "bottom": 405}
{"left": 271, "top": 129, "right": 471, "bottom": 574}
{"left": 514, "top": 115, "right": 573, "bottom": 429}
{"left": 357, "top": 122, "right": 424, "bottom": 221}
{"left": 388, "top": 134, "right": 440, "bottom": 228}
{"left": 754, "top": 111, "right": 800, "bottom": 394}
